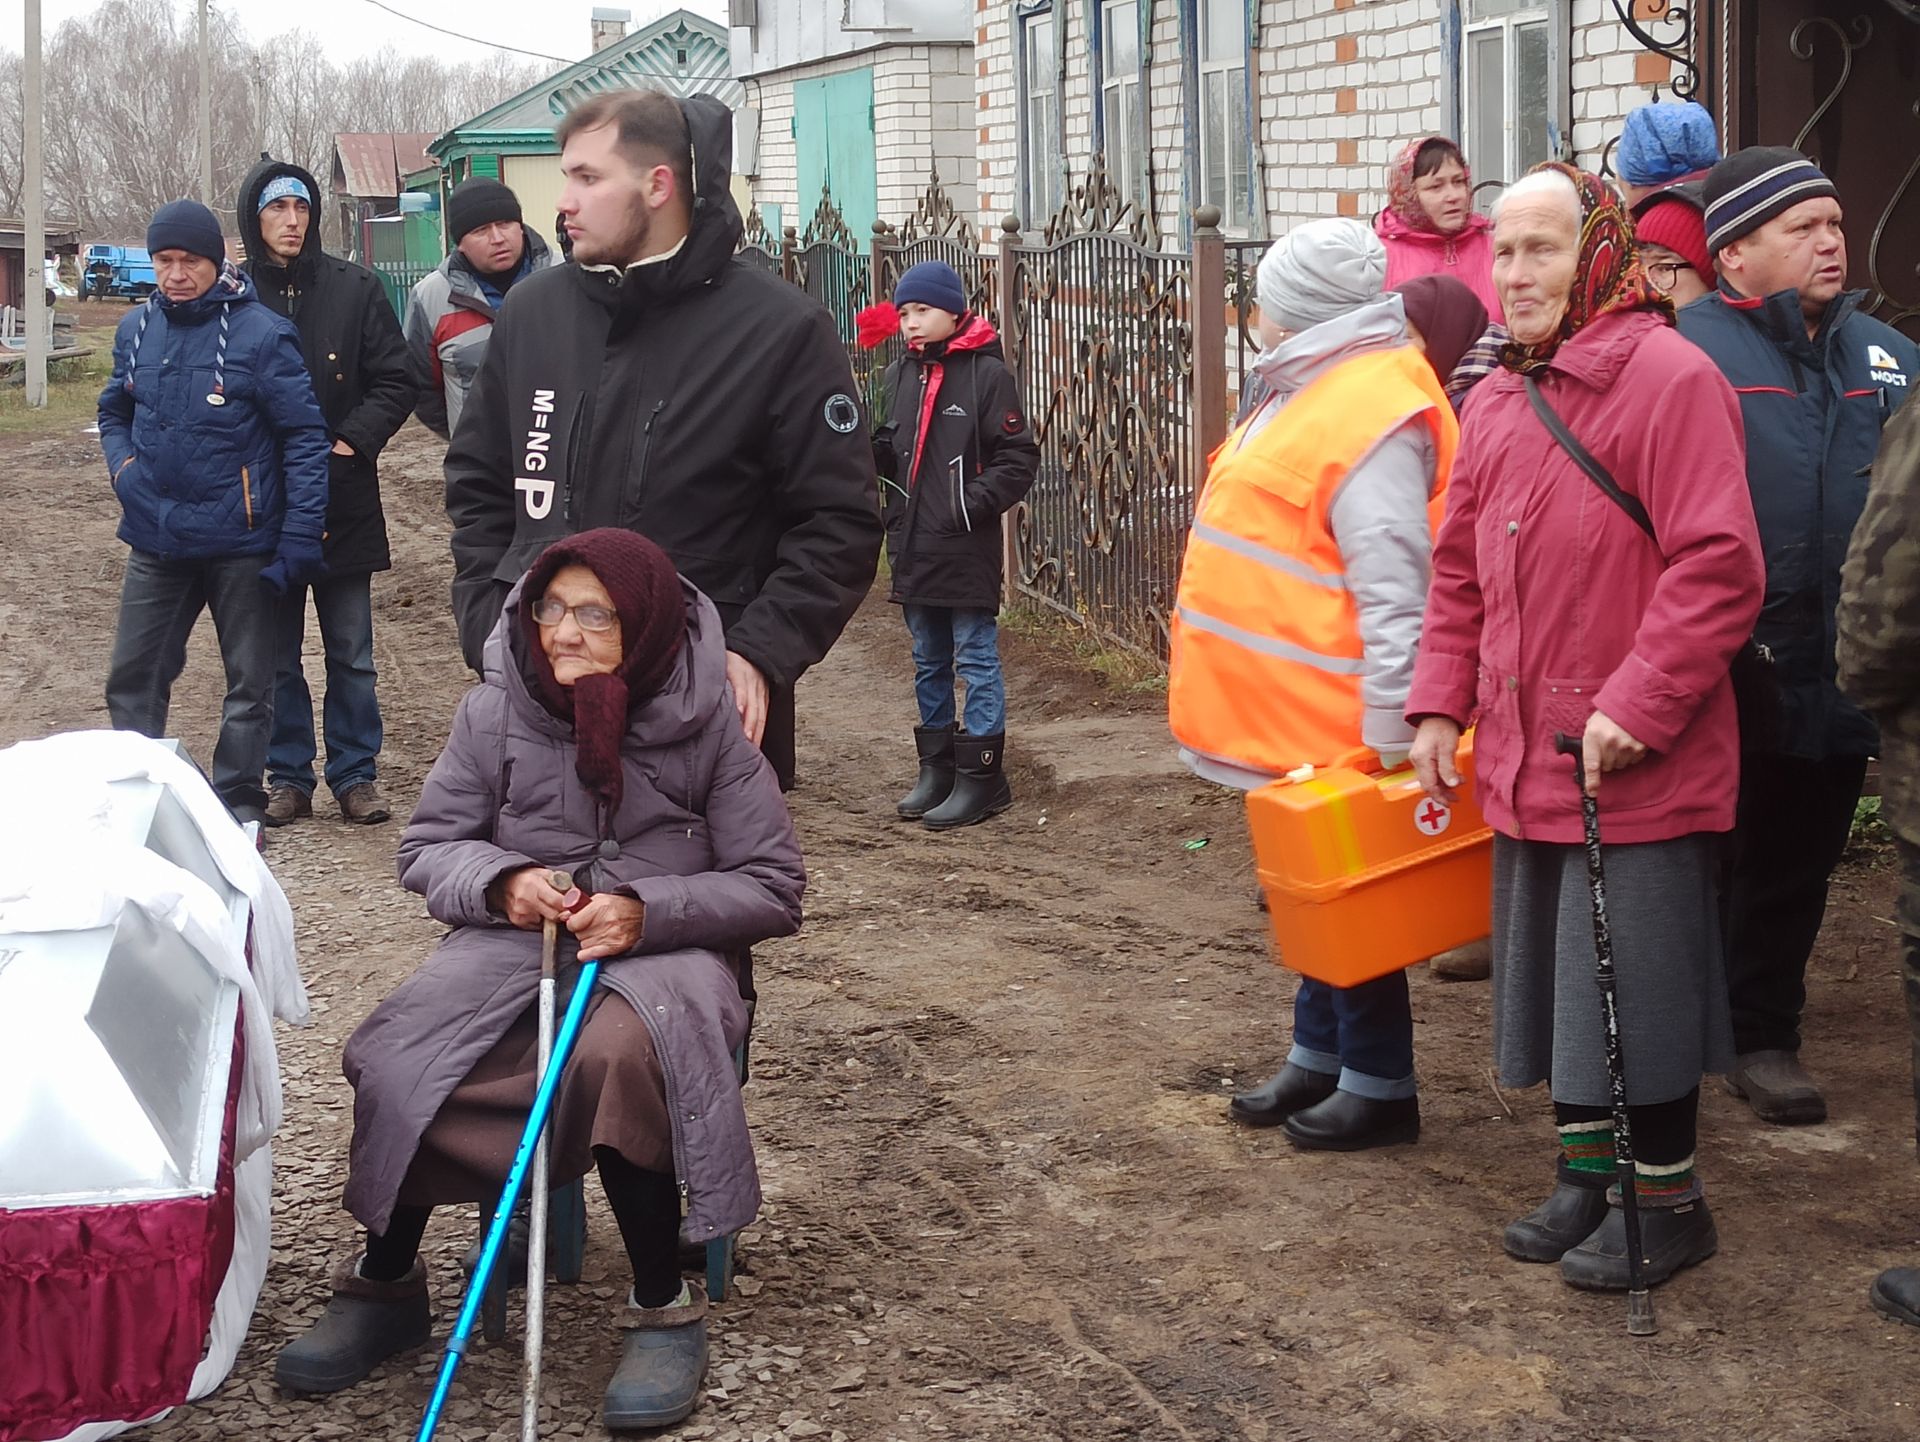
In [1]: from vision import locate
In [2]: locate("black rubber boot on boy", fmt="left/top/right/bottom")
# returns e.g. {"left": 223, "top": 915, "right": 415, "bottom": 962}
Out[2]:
{"left": 897, "top": 726, "right": 957, "bottom": 819}
{"left": 922, "top": 732, "right": 1012, "bottom": 829}
{"left": 605, "top": 1284, "right": 711, "bottom": 1430}
{"left": 1227, "top": 1063, "right": 1337, "bottom": 1128}
{"left": 274, "top": 1256, "right": 431, "bottom": 1395}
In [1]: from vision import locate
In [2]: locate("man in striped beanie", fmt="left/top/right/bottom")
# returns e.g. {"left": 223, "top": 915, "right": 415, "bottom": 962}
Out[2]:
{"left": 1678, "top": 148, "right": 1920, "bottom": 1127}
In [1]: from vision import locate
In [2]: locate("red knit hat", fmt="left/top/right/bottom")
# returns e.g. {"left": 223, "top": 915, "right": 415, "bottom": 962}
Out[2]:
{"left": 1632, "top": 189, "right": 1712, "bottom": 283}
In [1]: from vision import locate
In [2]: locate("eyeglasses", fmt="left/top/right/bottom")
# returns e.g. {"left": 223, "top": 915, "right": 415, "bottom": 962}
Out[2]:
{"left": 1645, "top": 260, "right": 1689, "bottom": 295}
{"left": 531, "top": 598, "right": 618, "bottom": 632}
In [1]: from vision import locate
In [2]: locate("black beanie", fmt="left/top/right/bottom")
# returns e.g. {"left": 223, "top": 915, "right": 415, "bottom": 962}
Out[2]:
{"left": 146, "top": 199, "right": 226, "bottom": 266}
{"left": 1703, "top": 147, "right": 1840, "bottom": 255}
{"left": 446, "top": 178, "right": 522, "bottom": 243}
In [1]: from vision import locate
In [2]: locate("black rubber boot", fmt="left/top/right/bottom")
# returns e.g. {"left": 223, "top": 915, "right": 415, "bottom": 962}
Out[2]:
{"left": 897, "top": 726, "right": 957, "bottom": 819}
{"left": 1227, "top": 1063, "right": 1336, "bottom": 1128}
{"left": 1503, "top": 1173, "right": 1612, "bottom": 1263}
{"left": 274, "top": 1256, "right": 431, "bottom": 1395}
{"left": 1869, "top": 1267, "right": 1920, "bottom": 1326}
{"left": 922, "top": 732, "right": 1013, "bottom": 830}
{"left": 1282, "top": 1090, "right": 1419, "bottom": 1151}
{"left": 1560, "top": 1194, "right": 1717, "bottom": 1291}
{"left": 605, "top": 1285, "right": 711, "bottom": 1431}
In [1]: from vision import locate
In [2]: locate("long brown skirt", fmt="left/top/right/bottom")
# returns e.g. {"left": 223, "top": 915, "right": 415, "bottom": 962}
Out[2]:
{"left": 396, "top": 989, "right": 673, "bottom": 1208}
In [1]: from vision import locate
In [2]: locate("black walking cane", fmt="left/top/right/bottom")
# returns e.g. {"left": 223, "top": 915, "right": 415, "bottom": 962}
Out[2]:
{"left": 1554, "top": 733, "right": 1657, "bottom": 1337}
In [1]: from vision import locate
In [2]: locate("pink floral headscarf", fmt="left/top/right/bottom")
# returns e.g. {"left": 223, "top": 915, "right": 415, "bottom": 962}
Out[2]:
{"left": 1386, "top": 136, "right": 1469, "bottom": 235}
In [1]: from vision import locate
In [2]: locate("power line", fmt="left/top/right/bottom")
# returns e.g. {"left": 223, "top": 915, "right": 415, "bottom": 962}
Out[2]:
{"left": 355, "top": 0, "right": 574, "bottom": 65}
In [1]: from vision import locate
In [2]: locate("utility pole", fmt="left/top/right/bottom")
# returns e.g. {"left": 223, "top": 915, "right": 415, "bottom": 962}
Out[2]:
{"left": 198, "top": 0, "right": 213, "bottom": 203}
{"left": 24, "top": 0, "right": 48, "bottom": 408}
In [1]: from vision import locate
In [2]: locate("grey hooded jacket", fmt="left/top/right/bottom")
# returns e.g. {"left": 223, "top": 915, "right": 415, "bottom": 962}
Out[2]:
{"left": 341, "top": 574, "right": 805, "bottom": 1240}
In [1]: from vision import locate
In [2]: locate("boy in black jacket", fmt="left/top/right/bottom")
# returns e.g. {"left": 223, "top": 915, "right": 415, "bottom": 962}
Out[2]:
{"left": 863, "top": 262, "right": 1039, "bottom": 828}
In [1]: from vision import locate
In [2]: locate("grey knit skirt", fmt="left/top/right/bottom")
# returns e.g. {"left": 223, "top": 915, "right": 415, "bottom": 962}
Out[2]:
{"left": 1490, "top": 832, "right": 1734, "bottom": 1107}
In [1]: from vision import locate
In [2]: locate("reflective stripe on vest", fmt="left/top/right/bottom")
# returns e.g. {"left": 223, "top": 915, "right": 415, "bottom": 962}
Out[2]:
{"left": 1169, "top": 345, "right": 1459, "bottom": 778}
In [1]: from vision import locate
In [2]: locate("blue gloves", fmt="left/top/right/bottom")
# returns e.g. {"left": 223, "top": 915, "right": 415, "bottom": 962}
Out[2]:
{"left": 260, "top": 532, "right": 327, "bottom": 597}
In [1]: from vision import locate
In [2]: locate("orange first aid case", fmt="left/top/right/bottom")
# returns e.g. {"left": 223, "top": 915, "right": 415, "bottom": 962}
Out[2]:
{"left": 1246, "top": 733, "right": 1493, "bottom": 987}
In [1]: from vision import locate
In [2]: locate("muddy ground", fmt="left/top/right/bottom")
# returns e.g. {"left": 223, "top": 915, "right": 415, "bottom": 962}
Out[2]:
{"left": 3, "top": 421, "right": 1917, "bottom": 1442}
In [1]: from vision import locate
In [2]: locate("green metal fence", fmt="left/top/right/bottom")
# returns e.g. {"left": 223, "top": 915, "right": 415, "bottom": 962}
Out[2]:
{"left": 371, "top": 261, "right": 435, "bottom": 320}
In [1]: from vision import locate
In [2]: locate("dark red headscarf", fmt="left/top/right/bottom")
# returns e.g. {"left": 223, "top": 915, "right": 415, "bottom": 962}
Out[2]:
{"left": 1385, "top": 136, "right": 1470, "bottom": 234}
{"left": 1500, "top": 163, "right": 1674, "bottom": 376}
{"left": 1393, "top": 274, "right": 1489, "bottom": 387}
{"left": 518, "top": 528, "right": 686, "bottom": 825}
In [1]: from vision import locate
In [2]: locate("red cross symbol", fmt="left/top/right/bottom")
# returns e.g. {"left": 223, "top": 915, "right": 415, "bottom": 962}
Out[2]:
{"left": 1415, "top": 799, "right": 1452, "bottom": 837}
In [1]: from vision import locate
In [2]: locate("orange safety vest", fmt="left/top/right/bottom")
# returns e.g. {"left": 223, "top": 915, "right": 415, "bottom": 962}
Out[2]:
{"left": 1169, "top": 345, "right": 1459, "bottom": 779}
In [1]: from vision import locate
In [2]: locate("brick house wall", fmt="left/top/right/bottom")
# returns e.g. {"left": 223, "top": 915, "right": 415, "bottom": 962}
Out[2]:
{"left": 976, "top": 0, "right": 1693, "bottom": 244}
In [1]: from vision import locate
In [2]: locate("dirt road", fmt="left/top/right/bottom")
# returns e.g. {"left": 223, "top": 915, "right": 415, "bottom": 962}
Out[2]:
{"left": 5, "top": 421, "right": 1917, "bottom": 1442}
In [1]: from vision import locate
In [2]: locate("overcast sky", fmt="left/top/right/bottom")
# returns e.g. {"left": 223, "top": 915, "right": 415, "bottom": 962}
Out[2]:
{"left": 4, "top": 0, "right": 726, "bottom": 64}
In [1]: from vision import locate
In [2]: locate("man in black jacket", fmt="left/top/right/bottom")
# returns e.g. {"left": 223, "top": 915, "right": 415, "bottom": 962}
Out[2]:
{"left": 445, "top": 91, "right": 880, "bottom": 789}
{"left": 239, "top": 159, "right": 417, "bottom": 827}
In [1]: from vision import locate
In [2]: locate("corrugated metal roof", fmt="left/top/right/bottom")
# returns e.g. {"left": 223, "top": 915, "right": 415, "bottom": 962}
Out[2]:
{"left": 334, "top": 133, "right": 442, "bottom": 199}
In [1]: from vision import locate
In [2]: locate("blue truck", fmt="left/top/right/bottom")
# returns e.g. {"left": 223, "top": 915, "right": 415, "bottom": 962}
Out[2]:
{"left": 82, "top": 244, "right": 157, "bottom": 300}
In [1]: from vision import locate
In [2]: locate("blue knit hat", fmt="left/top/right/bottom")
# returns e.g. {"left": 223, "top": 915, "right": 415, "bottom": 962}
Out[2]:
{"left": 1617, "top": 101, "right": 1720, "bottom": 188}
{"left": 257, "top": 174, "right": 312, "bottom": 212}
{"left": 1703, "top": 147, "right": 1840, "bottom": 254}
{"left": 893, "top": 261, "right": 967, "bottom": 316}
{"left": 146, "top": 199, "right": 226, "bottom": 265}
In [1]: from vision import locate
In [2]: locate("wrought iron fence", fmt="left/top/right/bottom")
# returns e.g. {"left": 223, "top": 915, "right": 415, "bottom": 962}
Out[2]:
{"left": 737, "top": 206, "right": 784, "bottom": 279}
{"left": 1002, "top": 161, "right": 1227, "bottom": 660}
{"left": 788, "top": 187, "right": 878, "bottom": 411}
{"left": 1225, "top": 239, "right": 1269, "bottom": 425}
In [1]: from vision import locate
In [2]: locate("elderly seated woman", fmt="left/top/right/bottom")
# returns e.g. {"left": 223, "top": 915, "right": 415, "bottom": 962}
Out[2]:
{"left": 275, "top": 528, "right": 805, "bottom": 1431}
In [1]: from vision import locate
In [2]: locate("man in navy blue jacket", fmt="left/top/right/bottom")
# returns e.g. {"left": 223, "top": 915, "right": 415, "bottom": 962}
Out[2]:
{"left": 99, "top": 199, "right": 331, "bottom": 826}
{"left": 1679, "top": 149, "right": 1920, "bottom": 1125}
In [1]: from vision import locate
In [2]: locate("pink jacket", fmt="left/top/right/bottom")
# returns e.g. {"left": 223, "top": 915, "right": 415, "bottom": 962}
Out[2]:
{"left": 1407, "top": 310, "right": 1764, "bottom": 844}
{"left": 1376, "top": 208, "right": 1504, "bottom": 321}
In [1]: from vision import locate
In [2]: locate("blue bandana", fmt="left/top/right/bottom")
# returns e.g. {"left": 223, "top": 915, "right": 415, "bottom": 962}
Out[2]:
{"left": 258, "top": 175, "right": 312, "bottom": 212}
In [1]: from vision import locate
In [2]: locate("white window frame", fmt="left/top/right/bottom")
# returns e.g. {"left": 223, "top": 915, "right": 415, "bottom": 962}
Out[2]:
{"left": 1461, "top": 0, "right": 1554, "bottom": 197}
{"left": 1099, "top": 0, "right": 1144, "bottom": 205}
{"left": 1019, "top": 6, "right": 1063, "bottom": 228}
{"left": 1196, "top": 0, "right": 1252, "bottom": 235}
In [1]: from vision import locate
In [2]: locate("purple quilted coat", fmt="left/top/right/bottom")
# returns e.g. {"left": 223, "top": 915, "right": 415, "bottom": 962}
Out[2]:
{"left": 341, "top": 576, "right": 805, "bottom": 1239}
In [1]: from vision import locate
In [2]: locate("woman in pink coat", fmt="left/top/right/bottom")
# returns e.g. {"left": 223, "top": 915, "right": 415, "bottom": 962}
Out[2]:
{"left": 1374, "top": 136, "right": 1503, "bottom": 321}
{"left": 1408, "top": 165, "right": 1763, "bottom": 1296}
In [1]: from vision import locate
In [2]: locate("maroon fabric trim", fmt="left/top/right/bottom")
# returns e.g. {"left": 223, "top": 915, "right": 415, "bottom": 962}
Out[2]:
{"left": 0, "top": 1010, "right": 244, "bottom": 1441}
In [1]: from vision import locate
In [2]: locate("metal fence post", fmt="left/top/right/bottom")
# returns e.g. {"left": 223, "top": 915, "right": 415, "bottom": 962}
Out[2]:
{"left": 1190, "top": 204, "right": 1229, "bottom": 492}
{"left": 869, "top": 221, "right": 892, "bottom": 312}
{"left": 998, "top": 213, "right": 1023, "bottom": 612}
{"left": 781, "top": 226, "right": 799, "bottom": 287}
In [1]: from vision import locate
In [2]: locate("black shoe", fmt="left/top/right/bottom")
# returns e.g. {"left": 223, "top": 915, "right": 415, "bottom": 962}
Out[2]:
{"left": 1726, "top": 1049, "right": 1828, "bottom": 1125}
{"left": 1560, "top": 1196, "right": 1717, "bottom": 1291}
{"left": 605, "top": 1287, "right": 710, "bottom": 1431}
{"left": 1870, "top": 1267, "right": 1920, "bottom": 1327}
{"left": 274, "top": 1256, "right": 431, "bottom": 1395}
{"left": 922, "top": 732, "right": 1012, "bottom": 830}
{"left": 1228, "top": 1063, "right": 1336, "bottom": 1128}
{"left": 1504, "top": 1180, "right": 1612, "bottom": 1263}
{"left": 1283, "top": 1090, "right": 1419, "bottom": 1151}
{"left": 897, "top": 726, "right": 956, "bottom": 819}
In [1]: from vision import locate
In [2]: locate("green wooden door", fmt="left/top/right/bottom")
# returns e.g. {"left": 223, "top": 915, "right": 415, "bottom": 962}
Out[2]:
{"left": 793, "top": 68, "right": 876, "bottom": 245}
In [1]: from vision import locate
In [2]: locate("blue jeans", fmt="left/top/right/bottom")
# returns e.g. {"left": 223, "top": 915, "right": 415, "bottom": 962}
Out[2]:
{"left": 1287, "top": 971, "right": 1416, "bottom": 1099}
{"left": 902, "top": 604, "right": 1006, "bottom": 735}
{"left": 268, "top": 573, "right": 382, "bottom": 798}
{"left": 105, "top": 548, "right": 277, "bottom": 817}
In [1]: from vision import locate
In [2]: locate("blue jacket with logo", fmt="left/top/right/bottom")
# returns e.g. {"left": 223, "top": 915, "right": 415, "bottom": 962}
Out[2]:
{"left": 1678, "top": 285, "right": 1918, "bottom": 758}
{"left": 98, "top": 266, "right": 330, "bottom": 562}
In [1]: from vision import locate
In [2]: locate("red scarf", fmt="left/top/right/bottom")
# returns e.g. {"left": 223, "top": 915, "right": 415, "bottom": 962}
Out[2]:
{"left": 1500, "top": 163, "right": 1674, "bottom": 376}
{"left": 1385, "top": 136, "right": 1470, "bottom": 235}
{"left": 517, "top": 529, "right": 686, "bottom": 829}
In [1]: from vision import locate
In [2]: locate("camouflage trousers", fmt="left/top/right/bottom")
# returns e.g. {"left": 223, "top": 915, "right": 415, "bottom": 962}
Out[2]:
{"left": 1903, "top": 837, "right": 1920, "bottom": 1157}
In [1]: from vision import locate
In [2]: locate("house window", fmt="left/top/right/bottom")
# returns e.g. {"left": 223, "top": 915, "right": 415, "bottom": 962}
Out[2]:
{"left": 1100, "top": 0, "right": 1143, "bottom": 202}
{"left": 1021, "top": 10, "right": 1062, "bottom": 225}
{"left": 1198, "top": 0, "right": 1251, "bottom": 233}
{"left": 1463, "top": 0, "right": 1553, "bottom": 193}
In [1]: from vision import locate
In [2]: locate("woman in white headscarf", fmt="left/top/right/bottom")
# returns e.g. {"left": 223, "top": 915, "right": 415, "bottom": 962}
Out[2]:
{"left": 1170, "top": 219, "right": 1460, "bottom": 1151}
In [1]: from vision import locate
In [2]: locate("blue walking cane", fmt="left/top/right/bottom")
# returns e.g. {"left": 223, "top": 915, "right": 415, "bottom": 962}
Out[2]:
{"left": 417, "top": 871, "right": 597, "bottom": 1442}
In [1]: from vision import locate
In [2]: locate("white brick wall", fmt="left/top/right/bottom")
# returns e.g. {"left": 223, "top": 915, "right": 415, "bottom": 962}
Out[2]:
{"left": 975, "top": 0, "right": 1697, "bottom": 247}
